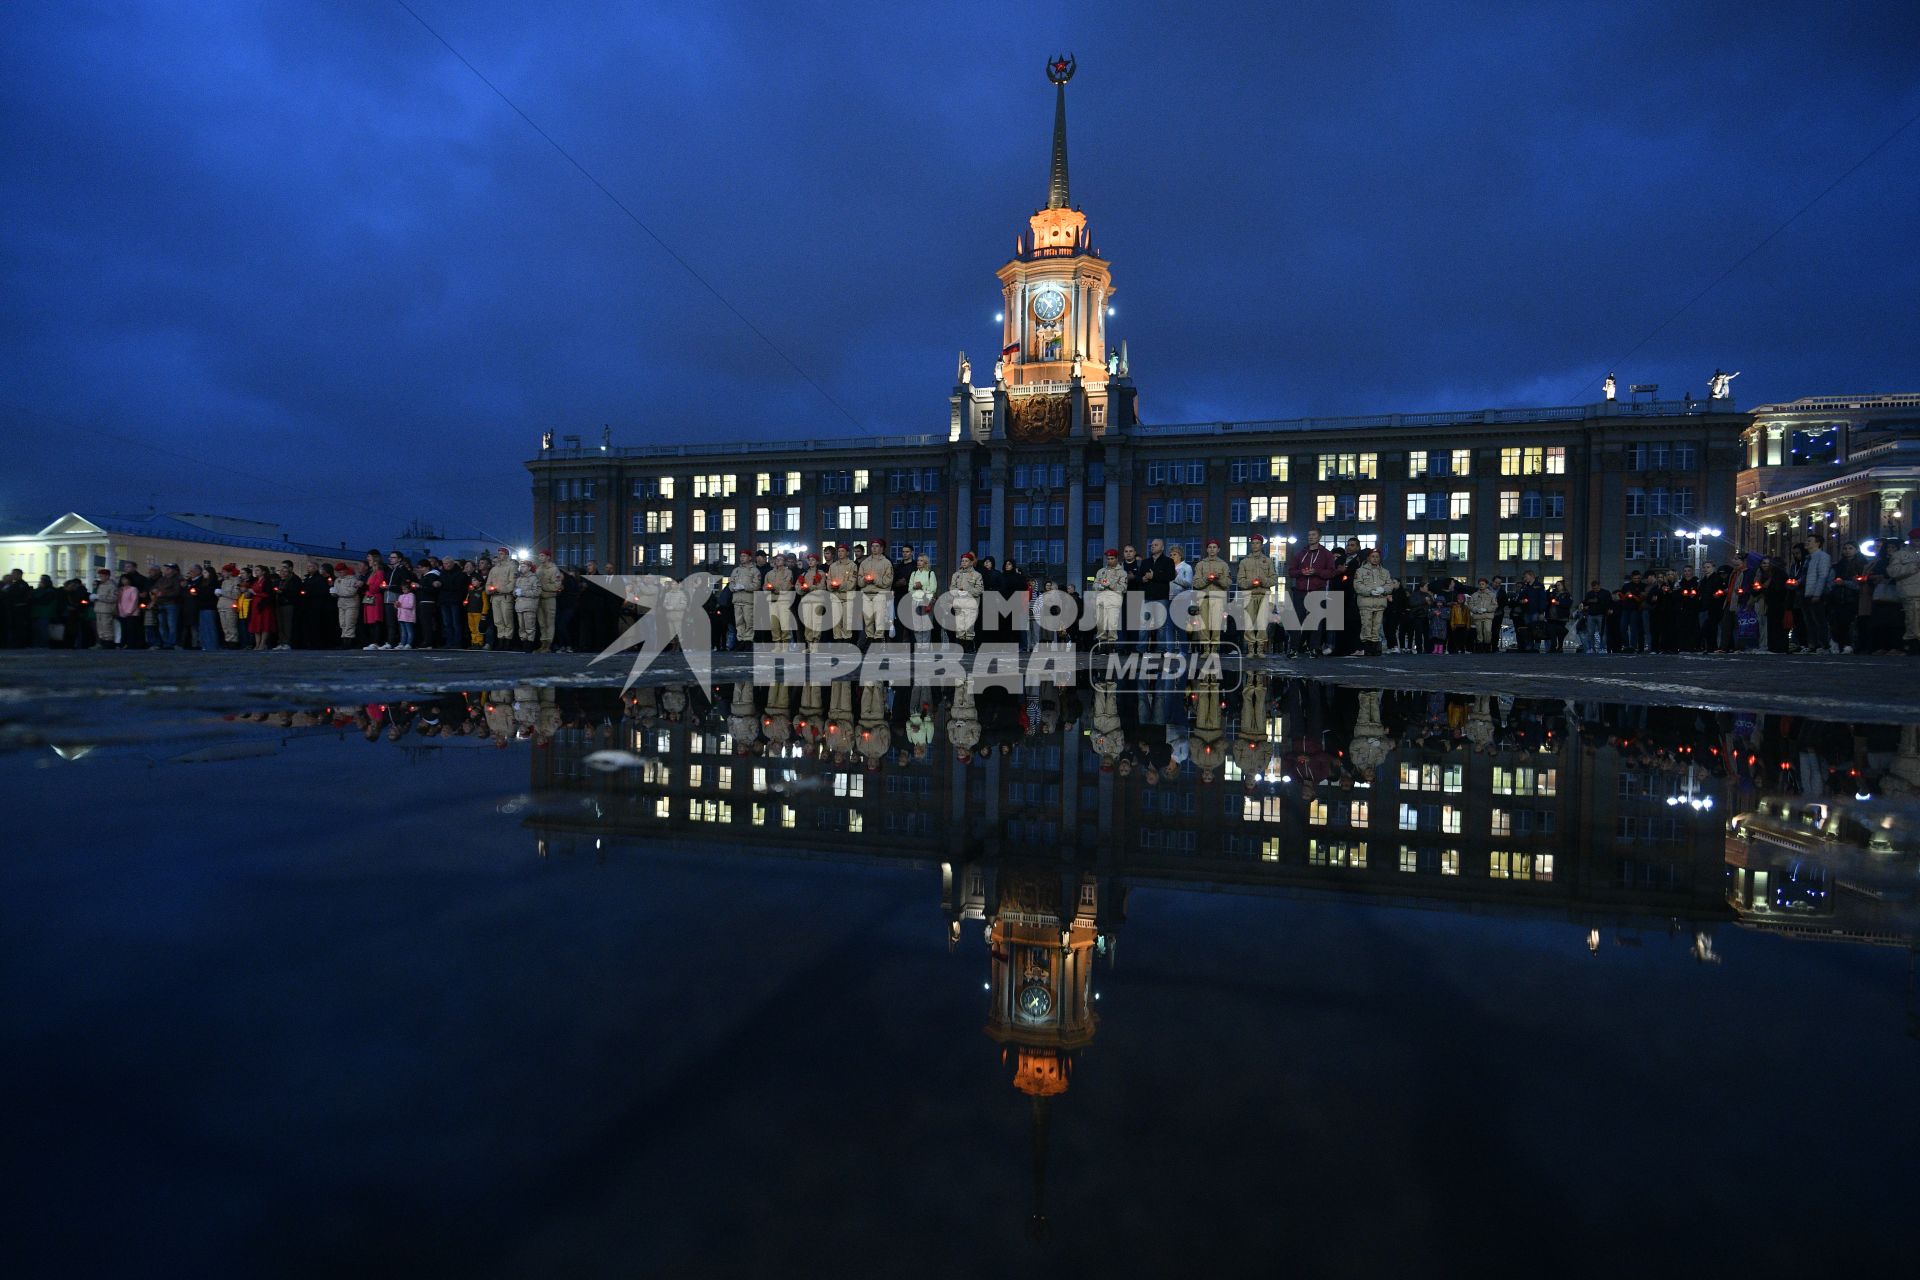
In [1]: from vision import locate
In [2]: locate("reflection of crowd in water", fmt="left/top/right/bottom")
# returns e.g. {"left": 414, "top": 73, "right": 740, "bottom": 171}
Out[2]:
{"left": 229, "top": 679, "right": 1920, "bottom": 806}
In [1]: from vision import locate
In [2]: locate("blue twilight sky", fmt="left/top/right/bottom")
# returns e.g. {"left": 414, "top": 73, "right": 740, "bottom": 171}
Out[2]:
{"left": 3, "top": 0, "right": 1917, "bottom": 548}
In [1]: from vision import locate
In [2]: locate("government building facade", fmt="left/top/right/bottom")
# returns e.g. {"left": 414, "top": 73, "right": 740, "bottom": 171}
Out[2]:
{"left": 525, "top": 65, "right": 1895, "bottom": 588}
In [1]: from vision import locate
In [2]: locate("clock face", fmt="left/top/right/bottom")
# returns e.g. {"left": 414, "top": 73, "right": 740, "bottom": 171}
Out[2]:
{"left": 1031, "top": 287, "right": 1067, "bottom": 323}
{"left": 1018, "top": 982, "right": 1054, "bottom": 1019}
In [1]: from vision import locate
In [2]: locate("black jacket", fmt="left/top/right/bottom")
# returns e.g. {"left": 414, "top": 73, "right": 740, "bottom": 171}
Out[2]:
{"left": 1140, "top": 553, "right": 1176, "bottom": 601}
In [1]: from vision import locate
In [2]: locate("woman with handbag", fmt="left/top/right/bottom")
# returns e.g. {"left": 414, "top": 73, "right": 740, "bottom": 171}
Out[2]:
{"left": 362, "top": 559, "right": 389, "bottom": 650}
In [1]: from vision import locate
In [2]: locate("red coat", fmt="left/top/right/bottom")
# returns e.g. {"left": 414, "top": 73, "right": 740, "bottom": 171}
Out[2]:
{"left": 362, "top": 568, "right": 387, "bottom": 624}
{"left": 246, "top": 579, "right": 275, "bottom": 635}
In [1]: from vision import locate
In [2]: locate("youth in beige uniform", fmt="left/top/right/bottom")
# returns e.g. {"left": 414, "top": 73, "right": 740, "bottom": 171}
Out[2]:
{"left": 766, "top": 557, "right": 795, "bottom": 646}
{"left": 1193, "top": 540, "right": 1231, "bottom": 649}
{"left": 486, "top": 553, "right": 518, "bottom": 645}
{"left": 727, "top": 551, "right": 760, "bottom": 649}
{"left": 1235, "top": 534, "right": 1276, "bottom": 656}
{"left": 534, "top": 553, "right": 563, "bottom": 652}
{"left": 827, "top": 547, "right": 855, "bottom": 641}
{"left": 857, "top": 540, "right": 894, "bottom": 643}
{"left": 950, "top": 553, "right": 983, "bottom": 644}
{"left": 1353, "top": 551, "right": 1397, "bottom": 649}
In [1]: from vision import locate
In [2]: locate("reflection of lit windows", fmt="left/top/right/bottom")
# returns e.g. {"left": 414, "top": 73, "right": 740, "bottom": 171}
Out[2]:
{"left": 1441, "top": 849, "right": 1459, "bottom": 875}
{"left": 780, "top": 805, "right": 795, "bottom": 829}
{"left": 1399, "top": 846, "right": 1418, "bottom": 872}
{"left": 1398, "top": 803, "right": 1420, "bottom": 831}
{"left": 1491, "top": 807, "right": 1512, "bottom": 836}
{"left": 832, "top": 773, "right": 864, "bottom": 798}
{"left": 1441, "top": 805, "right": 1462, "bottom": 834}
{"left": 1308, "top": 799, "right": 1329, "bottom": 826}
{"left": 1349, "top": 800, "right": 1369, "bottom": 825}
{"left": 751, "top": 803, "right": 766, "bottom": 825}
{"left": 848, "top": 810, "right": 864, "bottom": 834}
{"left": 687, "top": 764, "right": 703, "bottom": 788}
{"left": 1492, "top": 765, "right": 1556, "bottom": 796}
{"left": 655, "top": 797, "right": 671, "bottom": 818}
{"left": 1261, "top": 837, "right": 1281, "bottom": 861}
{"left": 687, "top": 798, "right": 733, "bottom": 823}
{"left": 1242, "top": 794, "right": 1286, "bottom": 822}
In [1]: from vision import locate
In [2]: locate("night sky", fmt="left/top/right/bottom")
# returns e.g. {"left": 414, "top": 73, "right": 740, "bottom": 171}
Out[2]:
{"left": 4, "top": 0, "right": 1917, "bottom": 549}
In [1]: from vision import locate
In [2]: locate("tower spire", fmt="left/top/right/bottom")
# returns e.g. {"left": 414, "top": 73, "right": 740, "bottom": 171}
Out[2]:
{"left": 1045, "top": 55, "right": 1075, "bottom": 210}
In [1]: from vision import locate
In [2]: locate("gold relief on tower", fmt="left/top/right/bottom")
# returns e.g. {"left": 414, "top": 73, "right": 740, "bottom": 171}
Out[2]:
{"left": 1008, "top": 393, "right": 1071, "bottom": 443}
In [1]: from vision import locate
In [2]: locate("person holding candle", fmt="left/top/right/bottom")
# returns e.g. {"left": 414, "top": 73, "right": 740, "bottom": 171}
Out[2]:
{"left": 1193, "top": 538, "right": 1231, "bottom": 651}
{"left": 1235, "top": 533, "right": 1276, "bottom": 656}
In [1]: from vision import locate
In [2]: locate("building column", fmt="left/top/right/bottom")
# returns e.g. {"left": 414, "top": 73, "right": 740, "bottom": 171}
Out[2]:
{"left": 1066, "top": 451, "right": 1086, "bottom": 584}
{"left": 989, "top": 454, "right": 1008, "bottom": 565}
{"left": 1104, "top": 446, "right": 1124, "bottom": 553}
{"left": 954, "top": 453, "right": 974, "bottom": 563}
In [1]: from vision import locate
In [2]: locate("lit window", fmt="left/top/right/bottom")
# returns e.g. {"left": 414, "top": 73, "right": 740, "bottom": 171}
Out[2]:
{"left": 1499, "top": 490, "right": 1520, "bottom": 518}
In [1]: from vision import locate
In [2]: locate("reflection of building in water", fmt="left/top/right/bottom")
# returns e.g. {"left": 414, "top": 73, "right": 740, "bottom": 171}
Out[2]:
{"left": 522, "top": 680, "right": 1919, "bottom": 1223}
{"left": 1724, "top": 726, "right": 1920, "bottom": 948}
{"left": 528, "top": 682, "right": 1734, "bottom": 934}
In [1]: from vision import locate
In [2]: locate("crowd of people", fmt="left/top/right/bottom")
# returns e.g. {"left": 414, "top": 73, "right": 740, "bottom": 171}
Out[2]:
{"left": 707, "top": 527, "right": 1920, "bottom": 657}
{"left": 0, "top": 549, "right": 634, "bottom": 653}
{"left": 8, "top": 525, "right": 1920, "bottom": 658}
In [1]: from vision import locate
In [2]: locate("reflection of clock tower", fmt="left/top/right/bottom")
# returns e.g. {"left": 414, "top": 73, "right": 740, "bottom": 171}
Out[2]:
{"left": 981, "top": 866, "right": 1101, "bottom": 1239}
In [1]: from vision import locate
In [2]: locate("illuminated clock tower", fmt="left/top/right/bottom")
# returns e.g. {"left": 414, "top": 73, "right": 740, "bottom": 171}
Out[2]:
{"left": 994, "top": 56, "right": 1117, "bottom": 435}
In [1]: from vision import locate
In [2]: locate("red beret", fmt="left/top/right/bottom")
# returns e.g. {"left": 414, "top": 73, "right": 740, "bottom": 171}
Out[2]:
{"left": 1249, "top": 533, "right": 1265, "bottom": 542}
{"left": 1104, "top": 548, "right": 1119, "bottom": 557}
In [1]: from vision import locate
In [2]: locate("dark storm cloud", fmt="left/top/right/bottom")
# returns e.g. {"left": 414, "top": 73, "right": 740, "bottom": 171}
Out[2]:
{"left": 2, "top": 0, "right": 1916, "bottom": 545}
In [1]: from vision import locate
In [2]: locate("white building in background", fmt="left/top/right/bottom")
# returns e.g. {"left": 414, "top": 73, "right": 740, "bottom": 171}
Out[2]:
{"left": 0, "top": 512, "right": 353, "bottom": 581}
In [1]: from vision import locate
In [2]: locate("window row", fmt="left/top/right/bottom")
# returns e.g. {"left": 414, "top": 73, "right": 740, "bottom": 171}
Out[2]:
{"left": 1626, "top": 442, "right": 1699, "bottom": 471}
{"left": 1497, "top": 490, "right": 1566, "bottom": 519}
{"left": 1496, "top": 532, "right": 1566, "bottom": 561}
{"left": 1624, "top": 486, "right": 1696, "bottom": 516}
{"left": 887, "top": 505, "right": 943, "bottom": 530}
{"left": 1499, "top": 446, "right": 1567, "bottom": 476}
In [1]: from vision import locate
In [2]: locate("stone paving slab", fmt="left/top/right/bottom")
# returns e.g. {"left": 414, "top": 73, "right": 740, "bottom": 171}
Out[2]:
{"left": 4, "top": 647, "right": 1919, "bottom": 727}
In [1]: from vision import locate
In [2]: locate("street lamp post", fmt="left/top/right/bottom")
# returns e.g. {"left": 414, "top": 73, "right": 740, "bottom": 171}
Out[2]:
{"left": 1677, "top": 525, "right": 1724, "bottom": 578}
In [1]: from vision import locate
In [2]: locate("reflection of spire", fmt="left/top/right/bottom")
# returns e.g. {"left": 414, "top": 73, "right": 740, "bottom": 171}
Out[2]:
{"left": 1028, "top": 1094, "right": 1053, "bottom": 1240}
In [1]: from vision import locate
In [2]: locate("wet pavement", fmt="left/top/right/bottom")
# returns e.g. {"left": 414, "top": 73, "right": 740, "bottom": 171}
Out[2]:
{"left": 3, "top": 672, "right": 1916, "bottom": 1276}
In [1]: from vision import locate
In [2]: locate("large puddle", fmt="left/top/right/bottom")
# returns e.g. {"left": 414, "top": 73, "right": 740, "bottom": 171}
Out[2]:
{"left": 5, "top": 677, "right": 1915, "bottom": 1274}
